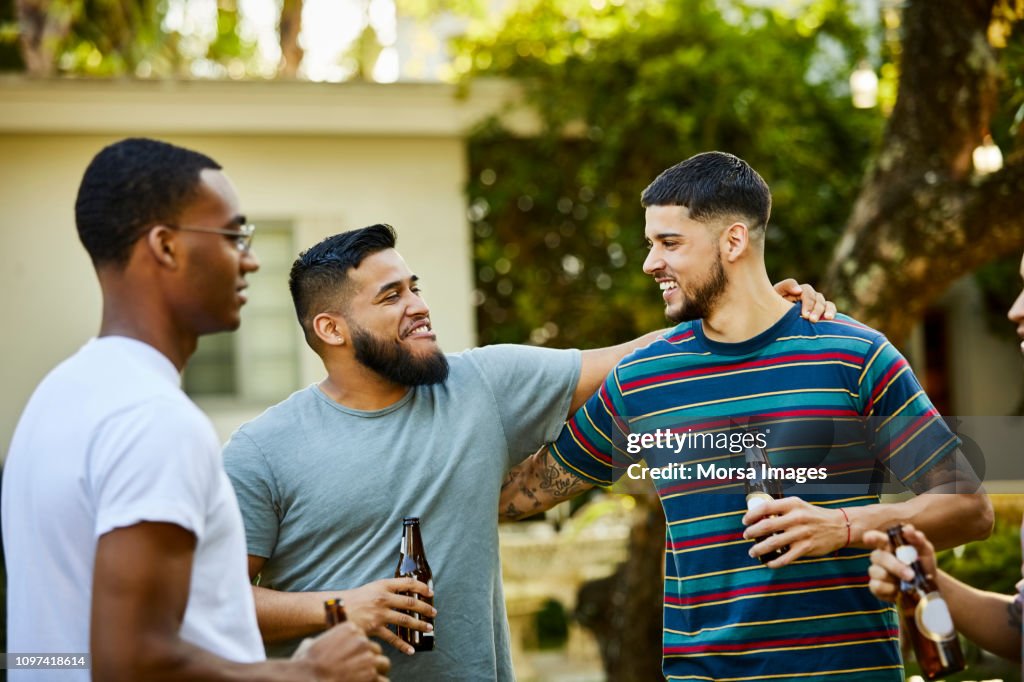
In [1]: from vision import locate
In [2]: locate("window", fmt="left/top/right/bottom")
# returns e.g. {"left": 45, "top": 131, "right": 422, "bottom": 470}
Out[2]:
{"left": 184, "top": 221, "right": 300, "bottom": 404}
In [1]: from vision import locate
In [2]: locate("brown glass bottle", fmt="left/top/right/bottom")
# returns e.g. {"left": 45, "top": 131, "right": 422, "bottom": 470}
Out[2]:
{"left": 743, "top": 445, "right": 789, "bottom": 565}
{"left": 324, "top": 598, "right": 347, "bottom": 626}
{"left": 394, "top": 517, "right": 434, "bottom": 651}
{"left": 886, "top": 525, "right": 965, "bottom": 681}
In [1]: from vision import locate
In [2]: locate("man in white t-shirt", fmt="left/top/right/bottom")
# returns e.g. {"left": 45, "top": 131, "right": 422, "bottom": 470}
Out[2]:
{"left": 867, "top": 249, "right": 1024, "bottom": 666}
{"left": 1, "top": 138, "right": 389, "bottom": 681}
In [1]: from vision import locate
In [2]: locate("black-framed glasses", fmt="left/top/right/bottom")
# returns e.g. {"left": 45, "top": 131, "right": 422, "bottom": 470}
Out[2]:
{"left": 166, "top": 220, "right": 256, "bottom": 253}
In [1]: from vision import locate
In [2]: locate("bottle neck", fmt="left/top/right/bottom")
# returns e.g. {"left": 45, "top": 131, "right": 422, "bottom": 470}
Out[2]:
{"left": 401, "top": 523, "right": 424, "bottom": 558}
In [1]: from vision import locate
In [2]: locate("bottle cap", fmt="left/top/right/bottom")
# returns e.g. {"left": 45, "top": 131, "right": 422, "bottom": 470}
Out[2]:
{"left": 895, "top": 544, "right": 918, "bottom": 564}
{"left": 403, "top": 517, "right": 420, "bottom": 524}
{"left": 746, "top": 496, "right": 767, "bottom": 511}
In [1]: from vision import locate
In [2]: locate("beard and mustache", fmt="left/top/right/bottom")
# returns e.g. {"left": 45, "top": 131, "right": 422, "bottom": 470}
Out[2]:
{"left": 665, "top": 252, "right": 728, "bottom": 325}
{"left": 350, "top": 324, "right": 450, "bottom": 387}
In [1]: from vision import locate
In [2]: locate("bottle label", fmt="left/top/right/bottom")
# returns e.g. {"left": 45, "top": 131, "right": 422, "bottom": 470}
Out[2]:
{"left": 895, "top": 545, "right": 918, "bottom": 564}
{"left": 915, "top": 592, "right": 955, "bottom": 642}
{"left": 746, "top": 493, "right": 772, "bottom": 511}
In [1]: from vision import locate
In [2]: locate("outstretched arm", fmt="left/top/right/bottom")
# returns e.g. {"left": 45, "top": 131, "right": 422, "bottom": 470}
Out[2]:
{"left": 500, "top": 446, "right": 594, "bottom": 521}
{"left": 866, "top": 525, "right": 1021, "bottom": 662}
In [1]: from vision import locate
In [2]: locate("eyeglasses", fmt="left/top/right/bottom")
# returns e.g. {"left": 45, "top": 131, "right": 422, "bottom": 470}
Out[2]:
{"left": 166, "top": 220, "right": 256, "bottom": 253}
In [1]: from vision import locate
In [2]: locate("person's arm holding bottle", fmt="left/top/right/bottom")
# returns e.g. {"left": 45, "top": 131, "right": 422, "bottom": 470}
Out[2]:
{"left": 866, "top": 524, "right": 1022, "bottom": 662}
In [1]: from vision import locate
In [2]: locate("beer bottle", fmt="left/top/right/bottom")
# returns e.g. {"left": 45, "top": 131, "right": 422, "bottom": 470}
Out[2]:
{"left": 394, "top": 517, "right": 434, "bottom": 651}
{"left": 324, "top": 598, "right": 347, "bottom": 626}
{"left": 743, "top": 445, "right": 789, "bottom": 565}
{"left": 886, "top": 525, "right": 964, "bottom": 680}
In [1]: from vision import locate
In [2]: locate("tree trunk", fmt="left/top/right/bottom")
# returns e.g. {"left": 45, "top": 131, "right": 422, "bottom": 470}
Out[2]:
{"left": 576, "top": 493, "right": 666, "bottom": 682}
{"left": 278, "top": 0, "right": 304, "bottom": 78}
{"left": 824, "top": 0, "right": 1024, "bottom": 344}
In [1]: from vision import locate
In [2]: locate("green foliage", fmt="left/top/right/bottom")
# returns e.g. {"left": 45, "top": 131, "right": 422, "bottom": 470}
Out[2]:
{"left": 57, "top": 0, "right": 176, "bottom": 76}
{"left": 457, "top": 0, "right": 885, "bottom": 348}
{"left": 4, "top": 0, "right": 260, "bottom": 77}
{"left": 938, "top": 509, "right": 1022, "bottom": 596}
{"left": 396, "top": 0, "right": 485, "bottom": 21}
{"left": 205, "top": 2, "right": 257, "bottom": 74}
{"left": 975, "top": 254, "right": 1023, "bottom": 336}
{"left": 534, "top": 598, "right": 569, "bottom": 649}
{"left": 0, "top": 0, "right": 24, "bottom": 71}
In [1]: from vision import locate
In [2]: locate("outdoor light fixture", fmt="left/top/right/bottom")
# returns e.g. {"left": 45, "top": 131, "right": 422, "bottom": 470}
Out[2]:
{"left": 850, "top": 60, "right": 878, "bottom": 109}
{"left": 972, "top": 134, "right": 1003, "bottom": 175}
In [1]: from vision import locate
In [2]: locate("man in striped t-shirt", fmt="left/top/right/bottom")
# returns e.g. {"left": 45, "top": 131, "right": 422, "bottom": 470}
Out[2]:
{"left": 500, "top": 151, "right": 992, "bottom": 681}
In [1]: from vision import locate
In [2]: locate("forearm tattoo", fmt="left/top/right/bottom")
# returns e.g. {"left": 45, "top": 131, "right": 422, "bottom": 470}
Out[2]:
{"left": 500, "top": 449, "right": 591, "bottom": 521}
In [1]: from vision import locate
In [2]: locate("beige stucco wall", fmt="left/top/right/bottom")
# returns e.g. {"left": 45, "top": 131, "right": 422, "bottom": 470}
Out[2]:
{"left": 0, "top": 78, "right": 529, "bottom": 454}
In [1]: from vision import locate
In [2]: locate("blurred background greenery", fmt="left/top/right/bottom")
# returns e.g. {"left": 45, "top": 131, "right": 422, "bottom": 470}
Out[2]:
{"left": 1, "top": 1, "right": 1022, "bottom": 347}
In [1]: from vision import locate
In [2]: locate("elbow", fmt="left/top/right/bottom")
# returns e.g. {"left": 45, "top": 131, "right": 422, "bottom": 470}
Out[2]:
{"left": 966, "top": 493, "right": 994, "bottom": 542}
{"left": 93, "top": 642, "right": 188, "bottom": 682}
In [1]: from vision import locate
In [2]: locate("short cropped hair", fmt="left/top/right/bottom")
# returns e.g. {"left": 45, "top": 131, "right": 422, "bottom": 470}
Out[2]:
{"left": 641, "top": 151, "right": 771, "bottom": 236}
{"left": 289, "top": 224, "right": 398, "bottom": 349}
{"left": 74, "top": 138, "right": 222, "bottom": 267}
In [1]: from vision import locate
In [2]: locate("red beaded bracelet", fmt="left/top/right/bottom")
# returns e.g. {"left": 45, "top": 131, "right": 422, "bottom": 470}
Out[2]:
{"left": 838, "top": 507, "right": 851, "bottom": 552}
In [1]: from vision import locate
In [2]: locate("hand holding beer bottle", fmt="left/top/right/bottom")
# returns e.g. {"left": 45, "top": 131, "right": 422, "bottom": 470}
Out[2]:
{"left": 332, "top": 577, "right": 434, "bottom": 655}
{"left": 742, "top": 445, "right": 789, "bottom": 565}
{"left": 866, "top": 524, "right": 965, "bottom": 681}
{"left": 394, "top": 517, "right": 435, "bottom": 652}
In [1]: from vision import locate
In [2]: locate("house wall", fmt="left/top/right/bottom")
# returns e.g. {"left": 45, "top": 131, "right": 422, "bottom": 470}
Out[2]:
{"left": 0, "top": 78, "right": 529, "bottom": 452}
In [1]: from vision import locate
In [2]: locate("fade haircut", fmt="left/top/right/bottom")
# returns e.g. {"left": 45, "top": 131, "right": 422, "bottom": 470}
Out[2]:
{"left": 74, "top": 137, "right": 222, "bottom": 268}
{"left": 641, "top": 151, "right": 771, "bottom": 240}
{"left": 289, "top": 224, "right": 398, "bottom": 350}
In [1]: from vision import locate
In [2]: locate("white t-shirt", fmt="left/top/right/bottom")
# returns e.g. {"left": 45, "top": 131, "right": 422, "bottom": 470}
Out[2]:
{"left": 2, "top": 337, "right": 264, "bottom": 680}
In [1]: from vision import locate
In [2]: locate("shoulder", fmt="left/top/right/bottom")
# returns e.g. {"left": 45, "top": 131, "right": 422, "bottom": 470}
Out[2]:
{"left": 779, "top": 313, "right": 888, "bottom": 358}
{"left": 615, "top": 322, "right": 701, "bottom": 376}
{"left": 226, "top": 386, "right": 319, "bottom": 455}
{"left": 56, "top": 342, "right": 212, "bottom": 437}
{"left": 448, "top": 344, "right": 580, "bottom": 378}
{"left": 814, "top": 314, "right": 886, "bottom": 342}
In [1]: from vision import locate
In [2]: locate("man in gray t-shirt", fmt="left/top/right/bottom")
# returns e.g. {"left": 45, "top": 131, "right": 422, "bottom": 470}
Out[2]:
{"left": 224, "top": 224, "right": 830, "bottom": 680}
{"left": 227, "top": 343, "right": 578, "bottom": 679}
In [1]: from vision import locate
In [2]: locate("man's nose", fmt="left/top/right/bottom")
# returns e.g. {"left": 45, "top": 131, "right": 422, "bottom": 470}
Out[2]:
{"left": 241, "top": 248, "right": 260, "bottom": 273}
{"left": 407, "top": 294, "right": 429, "bottom": 317}
{"left": 1008, "top": 291, "right": 1024, "bottom": 323}
{"left": 643, "top": 249, "right": 663, "bottom": 275}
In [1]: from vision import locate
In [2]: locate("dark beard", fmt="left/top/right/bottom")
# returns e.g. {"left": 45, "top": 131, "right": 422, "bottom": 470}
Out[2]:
{"left": 351, "top": 327, "right": 450, "bottom": 386}
{"left": 667, "top": 253, "right": 727, "bottom": 324}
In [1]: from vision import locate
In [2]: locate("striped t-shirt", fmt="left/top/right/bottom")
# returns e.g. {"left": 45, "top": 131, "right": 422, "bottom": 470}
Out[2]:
{"left": 551, "top": 304, "right": 958, "bottom": 681}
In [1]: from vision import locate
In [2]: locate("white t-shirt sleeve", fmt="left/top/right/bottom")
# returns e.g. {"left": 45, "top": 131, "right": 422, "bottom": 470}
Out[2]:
{"left": 89, "top": 397, "right": 218, "bottom": 541}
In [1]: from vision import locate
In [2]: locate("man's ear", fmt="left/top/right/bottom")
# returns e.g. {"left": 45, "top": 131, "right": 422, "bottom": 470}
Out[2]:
{"left": 722, "top": 222, "right": 750, "bottom": 263}
{"left": 144, "top": 226, "right": 179, "bottom": 268}
{"left": 312, "top": 312, "right": 350, "bottom": 347}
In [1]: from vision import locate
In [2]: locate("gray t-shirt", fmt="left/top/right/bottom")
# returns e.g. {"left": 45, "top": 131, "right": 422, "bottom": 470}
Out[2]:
{"left": 224, "top": 344, "right": 581, "bottom": 681}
